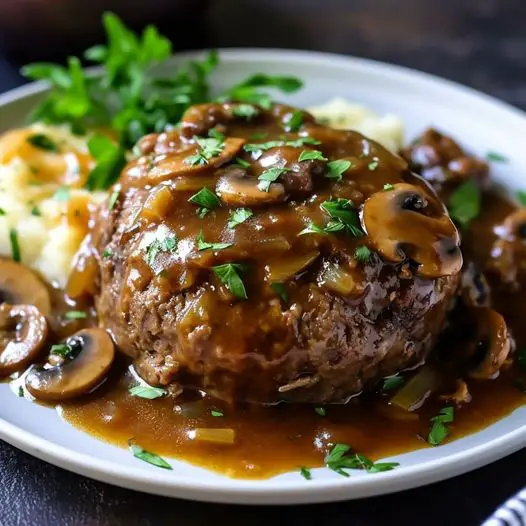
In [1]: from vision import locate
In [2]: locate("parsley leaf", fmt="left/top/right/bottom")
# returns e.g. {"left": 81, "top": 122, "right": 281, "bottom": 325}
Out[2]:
{"left": 227, "top": 208, "right": 253, "bottom": 229}
{"left": 321, "top": 199, "right": 363, "bottom": 237}
{"left": 270, "top": 282, "right": 288, "bottom": 302}
{"left": 517, "top": 191, "right": 526, "bottom": 207}
{"left": 448, "top": 180, "right": 481, "bottom": 227}
{"left": 354, "top": 245, "right": 372, "bottom": 263}
{"left": 64, "top": 311, "right": 88, "bottom": 320}
{"left": 382, "top": 375, "right": 404, "bottom": 391}
{"left": 299, "top": 467, "right": 312, "bottom": 480}
{"left": 50, "top": 343, "right": 75, "bottom": 358}
{"left": 144, "top": 234, "right": 178, "bottom": 267}
{"left": 383, "top": 183, "right": 395, "bottom": 191}
{"left": 486, "top": 151, "right": 508, "bottom": 163}
{"left": 129, "top": 385, "right": 167, "bottom": 399}
{"left": 257, "top": 167, "right": 290, "bottom": 192}
{"left": 326, "top": 159, "right": 351, "bottom": 181}
{"left": 244, "top": 137, "right": 320, "bottom": 157}
{"left": 30, "top": 205, "right": 41, "bottom": 216}
{"left": 86, "top": 134, "right": 127, "bottom": 190}
{"left": 285, "top": 110, "right": 303, "bottom": 132}
{"left": 368, "top": 159, "right": 379, "bottom": 171}
{"left": 196, "top": 231, "right": 232, "bottom": 251}
{"left": 428, "top": 406, "right": 454, "bottom": 446}
{"left": 108, "top": 189, "right": 120, "bottom": 210}
{"left": 232, "top": 104, "right": 259, "bottom": 120}
{"left": 325, "top": 444, "right": 399, "bottom": 476}
{"left": 314, "top": 407, "right": 326, "bottom": 417}
{"left": 9, "top": 228, "right": 21, "bottom": 262}
{"left": 0, "top": 208, "right": 5, "bottom": 216}
{"left": 185, "top": 135, "right": 225, "bottom": 166}
{"left": 212, "top": 263, "right": 249, "bottom": 299}
{"left": 298, "top": 222, "right": 327, "bottom": 236}
{"left": 27, "top": 133, "right": 59, "bottom": 152}
{"left": 211, "top": 409, "right": 224, "bottom": 417}
{"left": 298, "top": 150, "right": 327, "bottom": 162}
{"left": 188, "top": 187, "right": 221, "bottom": 212}
{"left": 128, "top": 440, "right": 172, "bottom": 470}
{"left": 232, "top": 157, "right": 251, "bottom": 169}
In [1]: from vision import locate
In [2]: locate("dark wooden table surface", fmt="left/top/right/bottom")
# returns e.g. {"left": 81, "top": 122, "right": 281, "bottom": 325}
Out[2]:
{"left": 0, "top": 1, "right": 525, "bottom": 524}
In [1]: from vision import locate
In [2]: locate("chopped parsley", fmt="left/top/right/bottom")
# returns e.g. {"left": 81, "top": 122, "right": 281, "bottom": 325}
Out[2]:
{"left": 298, "top": 222, "right": 327, "bottom": 236}
{"left": 354, "top": 245, "right": 372, "bottom": 263}
{"left": 211, "top": 409, "right": 224, "bottom": 417}
{"left": 257, "top": 167, "right": 290, "bottom": 192}
{"left": 145, "top": 234, "right": 178, "bottom": 266}
{"left": 299, "top": 467, "right": 312, "bottom": 480}
{"left": 9, "top": 228, "right": 21, "bottom": 262}
{"left": 232, "top": 104, "right": 259, "bottom": 120}
{"left": 103, "top": 248, "right": 112, "bottom": 258}
{"left": 128, "top": 440, "right": 172, "bottom": 470}
{"left": 30, "top": 205, "right": 41, "bottom": 216}
{"left": 64, "top": 311, "right": 88, "bottom": 320}
{"left": 325, "top": 444, "right": 399, "bottom": 476}
{"left": 196, "top": 231, "right": 232, "bottom": 251}
{"left": 368, "top": 159, "right": 379, "bottom": 171}
{"left": 129, "top": 385, "right": 167, "bottom": 399}
{"left": 270, "top": 282, "right": 288, "bottom": 302}
{"left": 108, "top": 189, "right": 120, "bottom": 210}
{"left": 243, "top": 137, "right": 320, "bottom": 156}
{"left": 428, "top": 406, "right": 454, "bottom": 446}
{"left": 486, "top": 151, "right": 508, "bottom": 163}
{"left": 212, "top": 263, "right": 249, "bottom": 300}
{"left": 383, "top": 183, "right": 395, "bottom": 191}
{"left": 53, "top": 186, "right": 70, "bottom": 201}
{"left": 0, "top": 208, "right": 5, "bottom": 216}
{"left": 448, "top": 180, "right": 481, "bottom": 227}
{"left": 326, "top": 159, "right": 351, "bottom": 181}
{"left": 314, "top": 407, "right": 326, "bottom": 417}
{"left": 285, "top": 110, "right": 303, "bottom": 132}
{"left": 232, "top": 157, "right": 251, "bottom": 169}
{"left": 185, "top": 134, "right": 225, "bottom": 166}
{"left": 517, "top": 191, "right": 526, "bottom": 207}
{"left": 320, "top": 198, "right": 363, "bottom": 237}
{"left": 188, "top": 187, "right": 221, "bottom": 215}
{"left": 50, "top": 343, "right": 75, "bottom": 358}
{"left": 382, "top": 375, "right": 404, "bottom": 391}
{"left": 298, "top": 150, "right": 327, "bottom": 162}
{"left": 18, "top": 386, "right": 24, "bottom": 397}
{"left": 27, "top": 133, "right": 59, "bottom": 152}
{"left": 227, "top": 208, "right": 253, "bottom": 229}
{"left": 85, "top": 134, "right": 127, "bottom": 191}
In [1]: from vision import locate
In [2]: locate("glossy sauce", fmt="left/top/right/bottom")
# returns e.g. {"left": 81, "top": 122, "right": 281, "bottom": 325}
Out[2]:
{"left": 59, "top": 191, "right": 525, "bottom": 479}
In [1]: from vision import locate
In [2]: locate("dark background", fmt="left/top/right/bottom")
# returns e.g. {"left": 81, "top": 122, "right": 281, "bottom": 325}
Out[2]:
{"left": 0, "top": 1, "right": 525, "bottom": 524}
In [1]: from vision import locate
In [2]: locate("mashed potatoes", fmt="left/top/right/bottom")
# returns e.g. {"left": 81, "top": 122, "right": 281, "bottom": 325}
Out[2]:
{"left": 0, "top": 124, "right": 106, "bottom": 287}
{"left": 308, "top": 97, "right": 404, "bottom": 152}
{"left": 0, "top": 100, "right": 403, "bottom": 288}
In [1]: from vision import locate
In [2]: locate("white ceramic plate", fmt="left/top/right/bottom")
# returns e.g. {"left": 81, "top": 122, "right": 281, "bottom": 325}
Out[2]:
{"left": 0, "top": 49, "right": 525, "bottom": 505}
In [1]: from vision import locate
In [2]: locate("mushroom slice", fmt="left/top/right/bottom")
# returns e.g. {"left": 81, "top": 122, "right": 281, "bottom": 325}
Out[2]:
{"left": 0, "top": 304, "right": 48, "bottom": 376}
{"left": 216, "top": 167, "right": 286, "bottom": 207}
{"left": 0, "top": 259, "right": 51, "bottom": 316}
{"left": 25, "top": 328, "right": 115, "bottom": 401}
{"left": 362, "top": 183, "right": 462, "bottom": 278}
{"left": 467, "top": 307, "right": 511, "bottom": 380}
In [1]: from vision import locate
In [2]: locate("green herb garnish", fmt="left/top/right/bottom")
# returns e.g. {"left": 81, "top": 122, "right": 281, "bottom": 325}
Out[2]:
{"left": 50, "top": 343, "right": 75, "bottom": 358}
{"left": 145, "top": 234, "right": 178, "bottom": 266}
{"left": 27, "top": 133, "right": 59, "bottom": 152}
{"left": 285, "top": 110, "right": 303, "bottom": 132}
{"left": 299, "top": 467, "right": 312, "bottom": 480}
{"left": 188, "top": 187, "right": 221, "bottom": 213}
{"left": 211, "top": 409, "right": 224, "bottom": 417}
{"left": 232, "top": 157, "right": 251, "bottom": 169}
{"left": 517, "top": 191, "right": 526, "bottom": 207}
{"left": 354, "top": 245, "right": 371, "bottom": 263}
{"left": 0, "top": 208, "right": 5, "bottom": 216}
{"left": 314, "top": 407, "right": 326, "bottom": 417}
{"left": 196, "top": 231, "right": 232, "bottom": 251}
{"left": 298, "top": 150, "right": 327, "bottom": 162}
{"left": 185, "top": 135, "right": 225, "bottom": 166}
{"left": 368, "top": 159, "right": 379, "bottom": 171}
{"left": 128, "top": 440, "right": 172, "bottom": 470}
{"left": 103, "top": 248, "right": 112, "bottom": 258}
{"left": 326, "top": 159, "right": 351, "bottom": 181}
{"left": 257, "top": 167, "right": 290, "bottom": 192}
{"left": 428, "top": 406, "right": 454, "bottom": 446}
{"left": 325, "top": 444, "right": 399, "bottom": 476}
{"left": 212, "top": 263, "right": 249, "bottom": 300}
{"left": 129, "top": 385, "right": 167, "bottom": 399}
{"left": 244, "top": 137, "right": 320, "bottom": 156}
{"left": 383, "top": 183, "right": 395, "bottom": 191}
{"left": 18, "top": 386, "right": 24, "bottom": 397}
{"left": 270, "top": 282, "right": 288, "bottom": 302}
{"left": 86, "top": 134, "right": 127, "bottom": 190}
{"left": 227, "top": 208, "right": 253, "bottom": 229}
{"left": 64, "top": 311, "right": 88, "bottom": 320}
{"left": 108, "top": 189, "right": 120, "bottom": 210}
{"left": 448, "top": 180, "right": 480, "bottom": 227}
{"left": 9, "top": 228, "right": 21, "bottom": 262}
{"left": 232, "top": 104, "right": 259, "bottom": 120}
{"left": 321, "top": 198, "right": 363, "bottom": 237}
{"left": 30, "top": 205, "right": 41, "bottom": 216}
{"left": 298, "top": 222, "right": 327, "bottom": 236}
{"left": 382, "top": 375, "right": 404, "bottom": 391}
{"left": 486, "top": 151, "right": 508, "bottom": 163}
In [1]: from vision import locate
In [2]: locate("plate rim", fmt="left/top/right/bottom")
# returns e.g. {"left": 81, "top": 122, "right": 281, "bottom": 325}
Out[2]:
{"left": 0, "top": 48, "right": 525, "bottom": 504}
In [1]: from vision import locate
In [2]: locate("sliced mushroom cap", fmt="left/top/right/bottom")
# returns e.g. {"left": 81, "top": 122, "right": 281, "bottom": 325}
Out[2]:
{"left": 25, "top": 328, "right": 115, "bottom": 401}
{"left": 362, "top": 183, "right": 462, "bottom": 278}
{"left": 0, "top": 259, "right": 51, "bottom": 316}
{"left": 0, "top": 304, "right": 48, "bottom": 376}
{"left": 216, "top": 167, "right": 286, "bottom": 207}
{"left": 467, "top": 307, "right": 511, "bottom": 380}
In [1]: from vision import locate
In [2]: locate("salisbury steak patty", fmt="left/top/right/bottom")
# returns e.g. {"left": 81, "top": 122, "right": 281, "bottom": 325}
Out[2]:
{"left": 93, "top": 102, "right": 462, "bottom": 404}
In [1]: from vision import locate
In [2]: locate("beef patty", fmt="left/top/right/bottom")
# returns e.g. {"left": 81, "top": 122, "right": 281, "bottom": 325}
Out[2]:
{"left": 92, "top": 102, "right": 462, "bottom": 404}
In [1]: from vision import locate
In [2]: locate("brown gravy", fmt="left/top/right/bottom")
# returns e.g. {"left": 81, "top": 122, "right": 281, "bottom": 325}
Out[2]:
{"left": 56, "top": 193, "right": 525, "bottom": 479}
